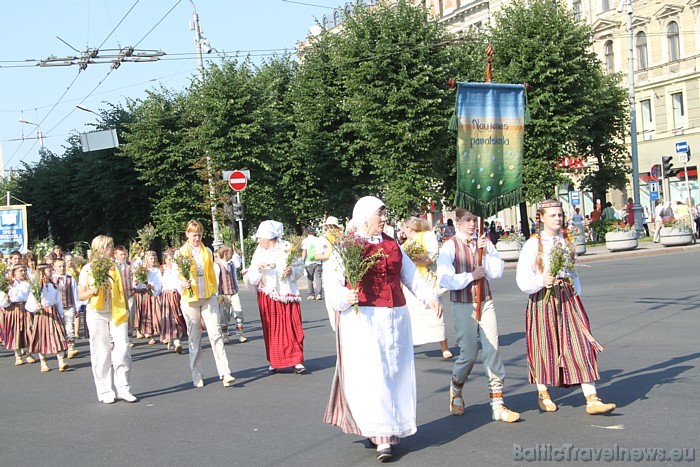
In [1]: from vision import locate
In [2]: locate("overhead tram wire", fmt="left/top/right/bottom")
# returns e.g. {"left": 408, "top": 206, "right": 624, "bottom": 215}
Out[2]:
{"left": 133, "top": 0, "right": 182, "bottom": 48}
{"left": 97, "top": 0, "right": 141, "bottom": 50}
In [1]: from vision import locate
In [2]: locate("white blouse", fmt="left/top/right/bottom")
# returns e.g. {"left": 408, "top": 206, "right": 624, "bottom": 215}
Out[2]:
{"left": 516, "top": 232, "right": 581, "bottom": 295}
{"left": 245, "top": 240, "right": 304, "bottom": 303}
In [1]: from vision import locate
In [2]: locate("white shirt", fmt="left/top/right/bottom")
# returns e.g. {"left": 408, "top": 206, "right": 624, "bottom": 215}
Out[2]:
{"left": 516, "top": 232, "right": 581, "bottom": 295}
{"left": 437, "top": 231, "right": 504, "bottom": 292}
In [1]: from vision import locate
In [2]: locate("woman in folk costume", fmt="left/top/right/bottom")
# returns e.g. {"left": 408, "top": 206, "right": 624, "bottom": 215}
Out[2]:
{"left": 78, "top": 235, "right": 137, "bottom": 404}
{"left": 246, "top": 220, "right": 306, "bottom": 374}
{"left": 323, "top": 197, "right": 442, "bottom": 462}
{"left": 177, "top": 220, "right": 236, "bottom": 388}
{"left": 160, "top": 249, "right": 187, "bottom": 354}
{"left": 401, "top": 216, "right": 452, "bottom": 359}
{"left": 27, "top": 264, "right": 69, "bottom": 373}
{"left": 516, "top": 200, "right": 615, "bottom": 415}
{"left": 2, "top": 265, "right": 38, "bottom": 366}
{"left": 133, "top": 251, "right": 163, "bottom": 345}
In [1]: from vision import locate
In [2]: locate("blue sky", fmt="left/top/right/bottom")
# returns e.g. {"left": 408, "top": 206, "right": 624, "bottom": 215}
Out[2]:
{"left": 0, "top": 0, "right": 343, "bottom": 171}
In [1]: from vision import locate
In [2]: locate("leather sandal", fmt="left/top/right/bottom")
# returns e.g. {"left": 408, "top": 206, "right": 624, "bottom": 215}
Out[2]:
{"left": 585, "top": 395, "right": 616, "bottom": 415}
{"left": 538, "top": 391, "right": 558, "bottom": 412}
{"left": 449, "top": 387, "right": 465, "bottom": 416}
{"left": 492, "top": 405, "right": 520, "bottom": 423}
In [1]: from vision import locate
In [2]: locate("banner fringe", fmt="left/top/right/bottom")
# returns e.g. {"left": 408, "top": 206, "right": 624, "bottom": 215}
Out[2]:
{"left": 453, "top": 187, "right": 525, "bottom": 219}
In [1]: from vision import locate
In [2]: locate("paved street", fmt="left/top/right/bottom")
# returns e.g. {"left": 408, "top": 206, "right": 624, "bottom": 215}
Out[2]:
{"left": 1, "top": 246, "right": 698, "bottom": 466}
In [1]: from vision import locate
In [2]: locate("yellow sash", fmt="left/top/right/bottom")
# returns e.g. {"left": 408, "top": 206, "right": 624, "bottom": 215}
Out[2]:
{"left": 179, "top": 244, "right": 217, "bottom": 301}
{"left": 415, "top": 231, "right": 428, "bottom": 277}
{"left": 89, "top": 262, "right": 128, "bottom": 326}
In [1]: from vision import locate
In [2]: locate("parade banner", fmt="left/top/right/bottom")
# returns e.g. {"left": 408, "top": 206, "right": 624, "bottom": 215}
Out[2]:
{"left": 0, "top": 205, "right": 28, "bottom": 255}
{"left": 453, "top": 83, "right": 525, "bottom": 217}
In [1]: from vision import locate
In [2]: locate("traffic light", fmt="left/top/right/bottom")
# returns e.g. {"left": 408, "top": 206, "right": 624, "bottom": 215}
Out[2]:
{"left": 232, "top": 202, "right": 245, "bottom": 221}
{"left": 662, "top": 156, "right": 674, "bottom": 177}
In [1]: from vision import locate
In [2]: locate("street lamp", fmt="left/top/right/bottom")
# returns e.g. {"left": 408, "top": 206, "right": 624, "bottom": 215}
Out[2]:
{"left": 76, "top": 104, "right": 103, "bottom": 120}
{"left": 18, "top": 118, "right": 44, "bottom": 148}
{"left": 620, "top": 0, "right": 644, "bottom": 237}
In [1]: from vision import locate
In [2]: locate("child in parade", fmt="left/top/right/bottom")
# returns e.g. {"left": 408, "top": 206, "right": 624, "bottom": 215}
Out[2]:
{"left": 215, "top": 244, "right": 248, "bottom": 343}
{"left": 27, "top": 264, "right": 69, "bottom": 373}
{"left": 2, "top": 264, "right": 38, "bottom": 366}
{"left": 54, "top": 258, "right": 80, "bottom": 359}
{"left": 64, "top": 254, "right": 84, "bottom": 339}
{"left": 437, "top": 208, "right": 520, "bottom": 423}
{"left": 245, "top": 220, "right": 306, "bottom": 374}
{"left": 160, "top": 249, "right": 187, "bottom": 354}
{"left": 78, "top": 235, "right": 137, "bottom": 404}
{"left": 113, "top": 246, "right": 135, "bottom": 344}
{"left": 516, "top": 200, "right": 615, "bottom": 415}
{"left": 133, "top": 250, "right": 163, "bottom": 345}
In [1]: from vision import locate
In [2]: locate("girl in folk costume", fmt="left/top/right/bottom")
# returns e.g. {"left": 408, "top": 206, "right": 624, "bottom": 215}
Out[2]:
{"left": 177, "top": 220, "right": 236, "bottom": 388}
{"left": 78, "top": 235, "right": 137, "bottom": 404}
{"left": 27, "top": 264, "right": 69, "bottom": 372}
{"left": 516, "top": 200, "right": 615, "bottom": 415}
{"left": 133, "top": 251, "right": 163, "bottom": 345}
{"left": 215, "top": 244, "right": 248, "bottom": 343}
{"left": 245, "top": 220, "right": 306, "bottom": 374}
{"left": 54, "top": 258, "right": 80, "bottom": 359}
{"left": 160, "top": 249, "right": 187, "bottom": 354}
{"left": 323, "top": 197, "right": 442, "bottom": 462}
{"left": 2, "top": 265, "right": 38, "bottom": 366}
{"left": 401, "top": 216, "right": 452, "bottom": 359}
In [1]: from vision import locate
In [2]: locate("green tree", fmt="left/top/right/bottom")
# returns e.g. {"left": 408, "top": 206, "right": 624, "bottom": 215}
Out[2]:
{"left": 490, "top": 0, "right": 626, "bottom": 202}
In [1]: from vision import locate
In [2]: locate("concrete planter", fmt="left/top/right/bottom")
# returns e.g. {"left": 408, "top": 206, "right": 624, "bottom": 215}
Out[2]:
{"left": 496, "top": 241, "right": 523, "bottom": 262}
{"left": 574, "top": 243, "right": 587, "bottom": 255}
{"left": 659, "top": 227, "right": 694, "bottom": 247}
{"left": 605, "top": 231, "right": 638, "bottom": 252}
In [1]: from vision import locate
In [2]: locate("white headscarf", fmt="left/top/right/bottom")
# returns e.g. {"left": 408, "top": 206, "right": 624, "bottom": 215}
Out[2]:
{"left": 349, "top": 196, "right": 385, "bottom": 236}
{"left": 255, "top": 220, "right": 284, "bottom": 240}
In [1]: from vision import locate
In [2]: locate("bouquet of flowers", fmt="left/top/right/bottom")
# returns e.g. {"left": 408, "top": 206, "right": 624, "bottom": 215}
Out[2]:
{"left": 284, "top": 235, "right": 304, "bottom": 268}
{"left": 90, "top": 254, "right": 114, "bottom": 292}
{"left": 133, "top": 263, "right": 151, "bottom": 294}
{"left": 0, "top": 262, "right": 9, "bottom": 294}
{"left": 544, "top": 239, "right": 574, "bottom": 302}
{"left": 175, "top": 254, "right": 195, "bottom": 297}
{"left": 330, "top": 231, "right": 387, "bottom": 314}
{"left": 29, "top": 269, "right": 44, "bottom": 303}
{"left": 401, "top": 240, "right": 428, "bottom": 261}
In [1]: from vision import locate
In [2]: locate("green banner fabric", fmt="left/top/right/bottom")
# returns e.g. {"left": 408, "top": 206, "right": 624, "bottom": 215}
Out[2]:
{"left": 453, "top": 83, "right": 525, "bottom": 218}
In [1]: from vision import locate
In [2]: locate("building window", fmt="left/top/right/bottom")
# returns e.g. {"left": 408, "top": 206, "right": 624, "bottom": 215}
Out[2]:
{"left": 635, "top": 32, "right": 648, "bottom": 70}
{"left": 640, "top": 99, "right": 652, "bottom": 140}
{"left": 667, "top": 21, "right": 680, "bottom": 61}
{"left": 671, "top": 92, "right": 684, "bottom": 130}
{"left": 573, "top": 0, "right": 582, "bottom": 21}
{"left": 601, "top": 0, "right": 610, "bottom": 12}
{"left": 604, "top": 40, "right": 614, "bottom": 73}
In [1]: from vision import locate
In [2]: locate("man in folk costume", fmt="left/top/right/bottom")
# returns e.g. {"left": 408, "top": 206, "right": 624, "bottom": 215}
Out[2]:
{"left": 54, "top": 258, "right": 80, "bottom": 359}
{"left": 178, "top": 220, "right": 236, "bottom": 388}
{"left": 323, "top": 196, "right": 441, "bottom": 462}
{"left": 437, "top": 208, "right": 520, "bottom": 423}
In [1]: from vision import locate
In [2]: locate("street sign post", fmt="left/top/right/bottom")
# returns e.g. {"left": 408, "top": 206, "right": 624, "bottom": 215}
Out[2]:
{"left": 649, "top": 164, "right": 659, "bottom": 181}
{"left": 569, "top": 190, "right": 581, "bottom": 206}
{"left": 649, "top": 181, "right": 659, "bottom": 201}
{"left": 674, "top": 143, "right": 693, "bottom": 211}
{"left": 676, "top": 141, "right": 689, "bottom": 154}
{"left": 222, "top": 169, "right": 250, "bottom": 269}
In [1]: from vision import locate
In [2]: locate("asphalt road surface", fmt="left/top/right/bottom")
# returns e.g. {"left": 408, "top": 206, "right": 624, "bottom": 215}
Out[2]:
{"left": 1, "top": 250, "right": 698, "bottom": 466}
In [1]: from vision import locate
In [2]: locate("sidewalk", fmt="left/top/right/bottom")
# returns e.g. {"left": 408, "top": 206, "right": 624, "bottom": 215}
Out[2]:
{"left": 503, "top": 237, "right": 700, "bottom": 270}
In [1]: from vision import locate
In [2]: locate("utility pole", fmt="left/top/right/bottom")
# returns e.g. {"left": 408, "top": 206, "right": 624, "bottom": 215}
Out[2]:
{"left": 189, "top": 0, "right": 221, "bottom": 247}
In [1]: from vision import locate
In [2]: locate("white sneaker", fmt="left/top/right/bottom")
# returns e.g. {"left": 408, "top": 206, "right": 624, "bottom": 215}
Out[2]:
{"left": 117, "top": 392, "right": 138, "bottom": 403}
{"left": 100, "top": 396, "right": 116, "bottom": 404}
{"left": 193, "top": 379, "right": 204, "bottom": 388}
{"left": 221, "top": 374, "right": 236, "bottom": 387}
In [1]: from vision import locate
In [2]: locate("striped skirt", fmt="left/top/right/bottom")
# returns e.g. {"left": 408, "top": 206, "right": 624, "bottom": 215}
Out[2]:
{"left": 526, "top": 281, "right": 603, "bottom": 387}
{"left": 134, "top": 289, "right": 162, "bottom": 336}
{"left": 160, "top": 290, "right": 187, "bottom": 340}
{"left": 29, "top": 306, "right": 68, "bottom": 354}
{"left": 257, "top": 291, "right": 304, "bottom": 368}
{"left": 3, "top": 302, "right": 34, "bottom": 350}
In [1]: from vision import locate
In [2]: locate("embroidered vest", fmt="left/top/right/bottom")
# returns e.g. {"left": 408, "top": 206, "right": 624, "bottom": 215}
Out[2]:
{"left": 217, "top": 260, "right": 239, "bottom": 295}
{"left": 58, "top": 275, "right": 75, "bottom": 308}
{"left": 356, "top": 234, "right": 406, "bottom": 308}
{"left": 449, "top": 236, "right": 492, "bottom": 304}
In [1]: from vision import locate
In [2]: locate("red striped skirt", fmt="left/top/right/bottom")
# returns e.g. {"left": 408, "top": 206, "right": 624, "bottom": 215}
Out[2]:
{"left": 29, "top": 306, "right": 68, "bottom": 354}
{"left": 257, "top": 291, "right": 304, "bottom": 368}
{"left": 134, "top": 290, "right": 162, "bottom": 336}
{"left": 160, "top": 290, "right": 187, "bottom": 340}
{"left": 3, "top": 302, "right": 34, "bottom": 350}
{"left": 525, "top": 280, "right": 603, "bottom": 387}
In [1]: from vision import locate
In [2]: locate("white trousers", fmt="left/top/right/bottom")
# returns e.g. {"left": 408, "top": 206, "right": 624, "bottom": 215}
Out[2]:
{"left": 181, "top": 295, "right": 232, "bottom": 383}
{"left": 63, "top": 306, "right": 76, "bottom": 341}
{"left": 86, "top": 309, "right": 132, "bottom": 401}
